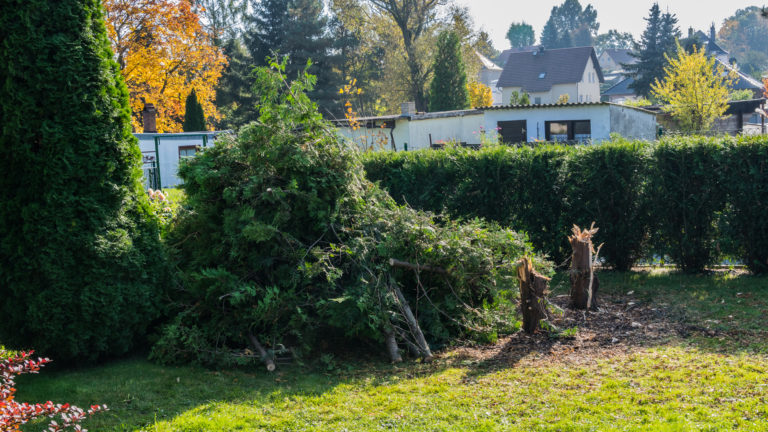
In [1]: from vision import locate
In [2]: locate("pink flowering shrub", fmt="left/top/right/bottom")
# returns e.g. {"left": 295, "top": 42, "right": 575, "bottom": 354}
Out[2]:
{"left": 1, "top": 351, "right": 106, "bottom": 431}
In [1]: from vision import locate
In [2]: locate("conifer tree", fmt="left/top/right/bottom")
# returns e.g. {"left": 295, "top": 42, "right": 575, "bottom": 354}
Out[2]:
{"left": 240, "top": 0, "right": 345, "bottom": 120}
{"left": 215, "top": 38, "right": 258, "bottom": 128}
{"left": 626, "top": 3, "right": 681, "bottom": 97}
{"left": 429, "top": 31, "right": 470, "bottom": 112}
{"left": 183, "top": 89, "right": 207, "bottom": 131}
{"left": 0, "top": 0, "right": 166, "bottom": 361}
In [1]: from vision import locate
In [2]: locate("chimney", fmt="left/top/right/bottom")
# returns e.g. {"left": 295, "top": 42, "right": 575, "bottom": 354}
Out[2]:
{"left": 142, "top": 103, "right": 158, "bottom": 133}
{"left": 401, "top": 101, "right": 416, "bottom": 116}
{"left": 710, "top": 23, "right": 716, "bottom": 42}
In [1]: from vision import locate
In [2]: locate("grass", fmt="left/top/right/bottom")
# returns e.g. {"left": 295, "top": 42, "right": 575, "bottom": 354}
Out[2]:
{"left": 13, "top": 270, "right": 768, "bottom": 431}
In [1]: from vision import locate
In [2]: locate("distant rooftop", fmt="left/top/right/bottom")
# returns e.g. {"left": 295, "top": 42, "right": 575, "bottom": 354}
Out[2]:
{"left": 497, "top": 46, "right": 604, "bottom": 92}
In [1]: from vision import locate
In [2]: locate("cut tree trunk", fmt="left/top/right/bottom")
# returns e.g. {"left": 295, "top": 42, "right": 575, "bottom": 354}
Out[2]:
{"left": 390, "top": 277, "right": 433, "bottom": 361}
{"left": 517, "top": 257, "right": 550, "bottom": 334}
{"left": 247, "top": 332, "right": 276, "bottom": 372}
{"left": 384, "top": 328, "right": 403, "bottom": 363}
{"left": 569, "top": 223, "right": 602, "bottom": 310}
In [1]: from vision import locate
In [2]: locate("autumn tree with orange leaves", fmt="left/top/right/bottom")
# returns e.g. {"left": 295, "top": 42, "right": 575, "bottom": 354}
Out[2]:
{"left": 104, "top": 0, "right": 227, "bottom": 132}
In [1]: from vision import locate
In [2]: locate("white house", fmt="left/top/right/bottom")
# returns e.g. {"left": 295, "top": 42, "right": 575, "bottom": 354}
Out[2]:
{"left": 135, "top": 131, "right": 228, "bottom": 189}
{"left": 334, "top": 101, "right": 658, "bottom": 151}
{"left": 497, "top": 46, "right": 604, "bottom": 106}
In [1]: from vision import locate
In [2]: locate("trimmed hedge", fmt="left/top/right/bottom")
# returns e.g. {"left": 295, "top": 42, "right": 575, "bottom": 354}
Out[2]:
{"left": 362, "top": 136, "right": 768, "bottom": 273}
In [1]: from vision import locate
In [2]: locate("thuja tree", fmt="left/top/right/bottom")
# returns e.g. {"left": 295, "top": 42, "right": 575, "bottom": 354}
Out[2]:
{"left": 429, "top": 31, "right": 470, "bottom": 112}
{"left": 0, "top": 0, "right": 167, "bottom": 361}
{"left": 183, "top": 89, "right": 207, "bottom": 132}
{"left": 151, "top": 60, "right": 547, "bottom": 367}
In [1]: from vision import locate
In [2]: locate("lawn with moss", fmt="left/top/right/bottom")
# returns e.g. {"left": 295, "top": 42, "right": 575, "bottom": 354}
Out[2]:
{"left": 15, "top": 270, "right": 768, "bottom": 431}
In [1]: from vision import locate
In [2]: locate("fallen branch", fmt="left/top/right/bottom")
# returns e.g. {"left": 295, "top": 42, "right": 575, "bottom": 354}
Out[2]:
{"left": 247, "top": 332, "right": 276, "bottom": 372}
{"left": 390, "top": 277, "right": 433, "bottom": 361}
{"left": 389, "top": 258, "right": 447, "bottom": 274}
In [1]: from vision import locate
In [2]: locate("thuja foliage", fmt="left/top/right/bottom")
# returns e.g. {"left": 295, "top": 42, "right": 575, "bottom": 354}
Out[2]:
{"left": 363, "top": 135, "right": 768, "bottom": 273}
{"left": 152, "top": 60, "right": 544, "bottom": 365}
{"left": 182, "top": 89, "right": 207, "bottom": 132}
{"left": 0, "top": 0, "right": 167, "bottom": 361}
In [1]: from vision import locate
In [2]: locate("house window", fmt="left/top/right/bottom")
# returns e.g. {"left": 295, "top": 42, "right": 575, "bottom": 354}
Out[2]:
{"left": 179, "top": 145, "right": 198, "bottom": 159}
{"left": 545, "top": 120, "right": 591, "bottom": 143}
{"left": 534, "top": 97, "right": 542, "bottom": 105}
{"left": 538, "top": 72, "right": 546, "bottom": 79}
{"left": 579, "top": 95, "right": 583, "bottom": 103}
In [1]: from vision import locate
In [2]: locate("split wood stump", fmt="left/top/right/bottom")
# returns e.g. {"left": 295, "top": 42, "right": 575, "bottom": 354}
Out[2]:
{"left": 517, "top": 257, "right": 550, "bottom": 334}
{"left": 569, "top": 223, "right": 602, "bottom": 310}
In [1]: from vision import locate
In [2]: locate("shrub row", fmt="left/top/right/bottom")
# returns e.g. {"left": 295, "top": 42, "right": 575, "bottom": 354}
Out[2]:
{"left": 362, "top": 136, "right": 768, "bottom": 273}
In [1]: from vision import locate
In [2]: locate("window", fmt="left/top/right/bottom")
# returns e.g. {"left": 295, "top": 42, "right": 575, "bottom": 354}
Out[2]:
{"left": 545, "top": 120, "right": 591, "bottom": 143}
{"left": 179, "top": 145, "right": 198, "bottom": 159}
{"left": 534, "top": 97, "right": 542, "bottom": 105}
{"left": 538, "top": 72, "right": 546, "bottom": 79}
{"left": 579, "top": 95, "right": 583, "bottom": 103}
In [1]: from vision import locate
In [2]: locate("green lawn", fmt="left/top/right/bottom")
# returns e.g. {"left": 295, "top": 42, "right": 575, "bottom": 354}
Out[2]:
{"left": 14, "top": 270, "right": 768, "bottom": 431}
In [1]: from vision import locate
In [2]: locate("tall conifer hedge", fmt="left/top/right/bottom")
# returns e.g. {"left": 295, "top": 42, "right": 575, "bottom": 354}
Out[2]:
{"left": 0, "top": 0, "right": 167, "bottom": 361}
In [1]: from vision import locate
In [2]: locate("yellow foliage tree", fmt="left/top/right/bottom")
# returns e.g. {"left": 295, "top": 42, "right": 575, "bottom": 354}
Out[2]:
{"left": 104, "top": 0, "right": 227, "bottom": 132}
{"left": 467, "top": 80, "right": 493, "bottom": 108}
{"left": 652, "top": 44, "right": 736, "bottom": 133}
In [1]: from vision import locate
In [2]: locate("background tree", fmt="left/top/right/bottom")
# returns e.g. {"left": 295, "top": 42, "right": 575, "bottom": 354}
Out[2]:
{"left": 506, "top": 22, "right": 535, "bottom": 48}
{"left": 429, "top": 31, "right": 470, "bottom": 112}
{"left": 467, "top": 81, "right": 493, "bottom": 107}
{"left": 0, "top": 0, "right": 167, "bottom": 361}
{"left": 190, "top": 0, "right": 247, "bottom": 45}
{"left": 368, "top": 0, "right": 446, "bottom": 111}
{"left": 719, "top": 7, "right": 768, "bottom": 79}
{"left": 594, "top": 30, "right": 635, "bottom": 54}
{"left": 215, "top": 38, "right": 257, "bottom": 128}
{"left": 540, "top": 0, "right": 599, "bottom": 49}
{"left": 652, "top": 45, "right": 735, "bottom": 133}
{"left": 104, "top": 0, "right": 227, "bottom": 132}
{"left": 183, "top": 89, "right": 207, "bottom": 131}
{"left": 242, "top": 0, "right": 345, "bottom": 118}
{"left": 625, "top": 3, "right": 680, "bottom": 97}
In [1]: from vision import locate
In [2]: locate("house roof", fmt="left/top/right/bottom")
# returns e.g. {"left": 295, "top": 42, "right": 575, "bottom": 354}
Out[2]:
{"left": 716, "top": 58, "right": 764, "bottom": 91}
{"left": 476, "top": 51, "right": 502, "bottom": 71}
{"left": 497, "top": 46, "right": 604, "bottom": 92}
{"left": 497, "top": 46, "right": 540, "bottom": 67}
{"left": 600, "top": 49, "right": 637, "bottom": 68}
{"left": 603, "top": 76, "right": 636, "bottom": 96}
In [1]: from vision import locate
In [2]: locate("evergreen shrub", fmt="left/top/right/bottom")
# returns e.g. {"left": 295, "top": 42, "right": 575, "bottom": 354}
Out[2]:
{"left": 362, "top": 136, "right": 768, "bottom": 273}
{"left": 0, "top": 0, "right": 167, "bottom": 361}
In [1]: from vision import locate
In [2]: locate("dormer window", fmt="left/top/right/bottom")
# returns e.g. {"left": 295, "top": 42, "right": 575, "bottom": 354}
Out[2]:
{"left": 538, "top": 72, "right": 546, "bottom": 79}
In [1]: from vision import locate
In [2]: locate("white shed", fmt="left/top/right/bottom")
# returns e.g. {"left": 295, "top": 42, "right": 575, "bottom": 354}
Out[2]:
{"left": 135, "top": 131, "right": 229, "bottom": 189}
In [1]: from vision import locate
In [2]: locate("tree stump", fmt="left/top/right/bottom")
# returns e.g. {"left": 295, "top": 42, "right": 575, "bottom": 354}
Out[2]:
{"left": 569, "top": 223, "right": 602, "bottom": 310}
{"left": 517, "top": 258, "right": 550, "bottom": 334}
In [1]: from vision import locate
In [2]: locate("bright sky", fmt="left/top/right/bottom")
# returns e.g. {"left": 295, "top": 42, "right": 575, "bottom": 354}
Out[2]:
{"left": 453, "top": 0, "right": 764, "bottom": 50}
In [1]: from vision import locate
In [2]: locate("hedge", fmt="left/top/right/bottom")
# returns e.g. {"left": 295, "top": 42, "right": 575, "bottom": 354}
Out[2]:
{"left": 362, "top": 135, "right": 768, "bottom": 273}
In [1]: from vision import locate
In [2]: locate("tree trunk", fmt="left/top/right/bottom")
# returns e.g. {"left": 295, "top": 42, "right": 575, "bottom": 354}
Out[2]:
{"left": 384, "top": 328, "right": 403, "bottom": 363}
{"left": 569, "top": 224, "right": 601, "bottom": 310}
{"left": 247, "top": 332, "right": 276, "bottom": 372}
{"left": 517, "top": 258, "right": 550, "bottom": 334}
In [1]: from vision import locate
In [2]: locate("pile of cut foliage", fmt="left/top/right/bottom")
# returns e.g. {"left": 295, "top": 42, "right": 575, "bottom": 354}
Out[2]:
{"left": 152, "top": 61, "right": 547, "bottom": 367}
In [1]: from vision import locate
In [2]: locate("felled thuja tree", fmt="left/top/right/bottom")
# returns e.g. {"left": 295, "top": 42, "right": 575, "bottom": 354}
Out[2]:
{"left": 0, "top": 0, "right": 167, "bottom": 361}
{"left": 152, "top": 59, "right": 547, "bottom": 367}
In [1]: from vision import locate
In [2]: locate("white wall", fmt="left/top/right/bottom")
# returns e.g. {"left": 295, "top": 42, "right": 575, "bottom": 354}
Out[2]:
{"left": 406, "top": 113, "right": 485, "bottom": 150}
{"left": 483, "top": 105, "right": 612, "bottom": 142}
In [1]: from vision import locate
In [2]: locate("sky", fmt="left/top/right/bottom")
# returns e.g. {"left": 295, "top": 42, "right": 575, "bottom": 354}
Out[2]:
{"left": 453, "top": 0, "right": 764, "bottom": 50}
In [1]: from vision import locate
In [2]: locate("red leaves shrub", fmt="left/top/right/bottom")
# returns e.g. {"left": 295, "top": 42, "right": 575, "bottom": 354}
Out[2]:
{"left": 1, "top": 351, "right": 106, "bottom": 431}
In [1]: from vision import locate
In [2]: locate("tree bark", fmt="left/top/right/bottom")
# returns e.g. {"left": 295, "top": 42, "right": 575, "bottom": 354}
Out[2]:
{"left": 389, "top": 258, "right": 447, "bottom": 274}
{"left": 569, "top": 224, "right": 601, "bottom": 310}
{"left": 247, "top": 332, "right": 276, "bottom": 372}
{"left": 516, "top": 258, "right": 550, "bottom": 334}
{"left": 384, "top": 328, "right": 403, "bottom": 363}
